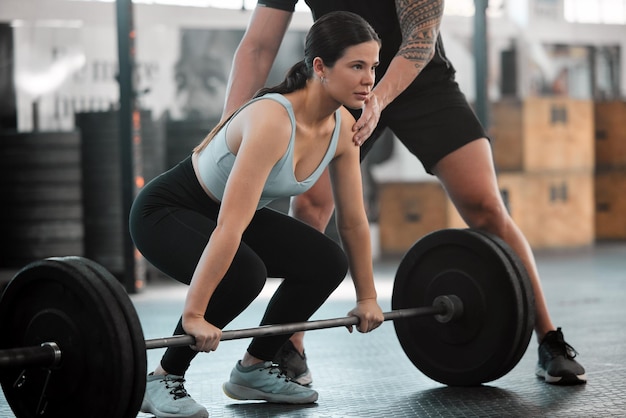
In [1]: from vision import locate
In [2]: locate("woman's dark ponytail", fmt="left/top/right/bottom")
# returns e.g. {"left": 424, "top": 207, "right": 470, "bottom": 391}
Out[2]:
{"left": 254, "top": 60, "right": 310, "bottom": 98}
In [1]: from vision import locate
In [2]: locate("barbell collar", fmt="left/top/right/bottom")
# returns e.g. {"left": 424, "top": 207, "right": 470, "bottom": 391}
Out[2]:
{"left": 0, "top": 342, "right": 61, "bottom": 369}
{"left": 433, "top": 295, "right": 464, "bottom": 323}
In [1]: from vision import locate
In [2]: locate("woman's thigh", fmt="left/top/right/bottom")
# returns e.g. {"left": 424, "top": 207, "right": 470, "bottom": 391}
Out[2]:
{"left": 243, "top": 208, "right": 348, "bottom": 282}
{"left": 131, "top": 205, "right": 215, "bottom": 284}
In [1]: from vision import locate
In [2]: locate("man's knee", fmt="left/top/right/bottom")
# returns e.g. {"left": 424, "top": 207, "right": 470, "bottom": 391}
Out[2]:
{"left": 459, "top": 196, "right": 509, "bottom": 233}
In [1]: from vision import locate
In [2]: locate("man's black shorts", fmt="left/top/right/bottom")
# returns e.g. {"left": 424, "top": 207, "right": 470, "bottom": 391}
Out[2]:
{"left": 358, "top": 79, "right": 488, "bottom": 174}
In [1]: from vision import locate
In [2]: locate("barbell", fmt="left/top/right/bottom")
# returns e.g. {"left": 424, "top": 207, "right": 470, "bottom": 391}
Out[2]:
{"left": 0, "top": 228, "right": 535, "bottom": 418}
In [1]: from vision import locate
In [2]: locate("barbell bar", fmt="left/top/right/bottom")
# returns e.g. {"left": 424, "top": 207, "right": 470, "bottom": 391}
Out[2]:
{"left": 146, "top": 295, "right": 461, "bottom": 349}
{"left": 0, "top": 228, "right": 535, "bottom": 418}
{"left": 0, "top": 296, "right": 459, "bottom": 369}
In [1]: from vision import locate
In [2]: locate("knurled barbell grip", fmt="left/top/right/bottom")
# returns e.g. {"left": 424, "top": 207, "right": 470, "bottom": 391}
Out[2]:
{"left": 144, "top": 303, "right": 450, "bottom": 350}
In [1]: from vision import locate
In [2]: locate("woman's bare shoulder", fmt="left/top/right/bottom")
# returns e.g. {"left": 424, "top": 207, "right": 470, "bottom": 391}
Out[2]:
{"left": 233, "top": 97, "right": 293, "bottom": 139}
{"left": 337, "top": 107, "right": 357, "bottom": 142}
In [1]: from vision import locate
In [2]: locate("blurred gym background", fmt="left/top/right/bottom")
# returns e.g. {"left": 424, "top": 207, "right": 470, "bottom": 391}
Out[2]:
{"left": 0, "top": 0, "right": 624, "bottom": 293}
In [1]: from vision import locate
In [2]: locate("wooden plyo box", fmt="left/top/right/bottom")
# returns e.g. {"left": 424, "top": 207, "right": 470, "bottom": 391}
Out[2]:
{"left": 594, "top": 100, "right": 626, "bottom": 169}
{"left": 595, "top": 169, "right": 626, "bottom": 240}
{"left": 498, "top": 171, "right": 595, "bottom": 249}
{"left": 491, "top": 97, "right": 594, "bottom": 172}
{"left": 378, "top": 172, "right": 595, "bottom": 256}
{"left": 377, "top": 182, "right": 465, "bottom": 257}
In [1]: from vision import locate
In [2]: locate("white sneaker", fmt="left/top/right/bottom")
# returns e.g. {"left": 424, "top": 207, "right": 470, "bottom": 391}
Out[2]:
{"left": 141, "top": 373, "right": 208, "bottom": 418}
{"left": 223, "top": 361, "right": 318, "bottom": 404}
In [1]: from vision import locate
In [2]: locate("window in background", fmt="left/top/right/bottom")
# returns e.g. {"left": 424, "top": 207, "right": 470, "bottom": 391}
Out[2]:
{"left": 444, "top": 0, "right": 505, "bottom": 17}
{"left": 564, "top": 0, "right": 626, "bottom": 24}
{"left": 65, "top": 0, "right": 505, "bottom": 15}
{"left": 64, "top": 0, "right": 310, "bottom": 11}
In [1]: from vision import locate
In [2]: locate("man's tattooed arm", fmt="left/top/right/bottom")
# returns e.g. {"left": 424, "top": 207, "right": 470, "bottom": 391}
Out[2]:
{"left": 395, "top": 0, "right": 445, "bottom": 70}
{"left": 350, "top": 0, "right": 445, "bottom": 144}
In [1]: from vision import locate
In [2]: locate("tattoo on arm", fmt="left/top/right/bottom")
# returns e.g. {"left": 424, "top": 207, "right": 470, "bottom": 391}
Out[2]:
{"left": 395, "top": 0, "right": 444, "bottom": 68}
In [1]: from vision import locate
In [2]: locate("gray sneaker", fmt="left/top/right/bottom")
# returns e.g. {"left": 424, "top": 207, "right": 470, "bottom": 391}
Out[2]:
{"left": 141, "top": 373, "right": 209, "bottom": 418}
{"left": 222, "top": 361, "right": 318, "bottom": 404}
{"left": 273, "top": 340, "right": 313, "bottom": 386}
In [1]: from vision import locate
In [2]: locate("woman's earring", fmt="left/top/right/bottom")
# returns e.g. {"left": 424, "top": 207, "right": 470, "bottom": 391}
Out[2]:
{"left": 320, "top": 76, "right": 326, "bottom": 84}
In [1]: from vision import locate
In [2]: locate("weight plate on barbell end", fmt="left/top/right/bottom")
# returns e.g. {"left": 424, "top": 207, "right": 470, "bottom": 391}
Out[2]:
{"left": 60, "top": 256, "right": 147, "bottom": 418}
{"left": 459, "top": 230, "right": 530, "bottom": 382}
{"left": 0, "top": 258, "right": 132, "bottom": 418}
{"left": 466, "top": 230, "right": 535, "bottom": 380}
{"left": 48, "top": 257, "right": 136, "bottom": 418}
{"left": 392, "top": 228, "right": 530, "bottom": 386}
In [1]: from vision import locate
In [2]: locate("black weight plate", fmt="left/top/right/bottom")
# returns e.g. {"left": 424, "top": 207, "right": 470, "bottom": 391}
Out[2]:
{"left": 460, "top": 230, "right": 529, "bottom": 382}
{"left": 55, "top": 257, "right": 139, "bottom": 418}
{"left": 467, "top": 230, "right": 535, "bottom": 379}
{"left": 392, "top": 228, "right": 526, "bottom": 386}
{"left": 63, "top": 256, "right": 147, "bottom": 418}
{"left": 0, "top": 258, "right": 130, "bottom": 418}
{"left": 50, "top": 257, "right": 136, "bottom": 418}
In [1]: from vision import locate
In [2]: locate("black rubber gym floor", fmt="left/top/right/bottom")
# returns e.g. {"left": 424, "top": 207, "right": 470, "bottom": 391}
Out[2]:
{"left": 1, "top": 241, "right": 625, "bottom": 417}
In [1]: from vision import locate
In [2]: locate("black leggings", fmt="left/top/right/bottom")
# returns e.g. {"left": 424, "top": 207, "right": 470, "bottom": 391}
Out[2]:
{"left": 129, "top": 156, "right": 348, "bottom": 375}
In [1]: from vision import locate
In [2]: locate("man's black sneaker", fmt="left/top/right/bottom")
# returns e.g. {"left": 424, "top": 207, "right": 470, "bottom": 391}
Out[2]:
{"left": 536, "top": 327, "right": 587, "bottom": 385}
{"left": 273, "top": 340, "right": 313, "bottom": 386}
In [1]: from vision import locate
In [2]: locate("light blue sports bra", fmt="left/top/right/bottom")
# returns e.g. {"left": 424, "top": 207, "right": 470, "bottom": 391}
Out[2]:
{"left": 196, "top": 93, "right": 342, "bottom": 209}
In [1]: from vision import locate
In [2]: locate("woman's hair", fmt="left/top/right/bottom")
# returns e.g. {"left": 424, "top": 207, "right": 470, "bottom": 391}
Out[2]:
{"left": 194, "top": 11, "right": 380, "bottom": 153}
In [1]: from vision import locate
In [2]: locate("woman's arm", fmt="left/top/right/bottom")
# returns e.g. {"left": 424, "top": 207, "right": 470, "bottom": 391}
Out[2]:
{"left": 184, "top": 102, "right": 292, "bottom": 351}
{"left": 329, "top": 109, "right": 384, "bottom": 333}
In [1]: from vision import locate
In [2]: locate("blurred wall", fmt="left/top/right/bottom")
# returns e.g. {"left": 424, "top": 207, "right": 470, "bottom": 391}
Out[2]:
{"left": 0, "top": 0, "right": 624, "bottom": 184}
